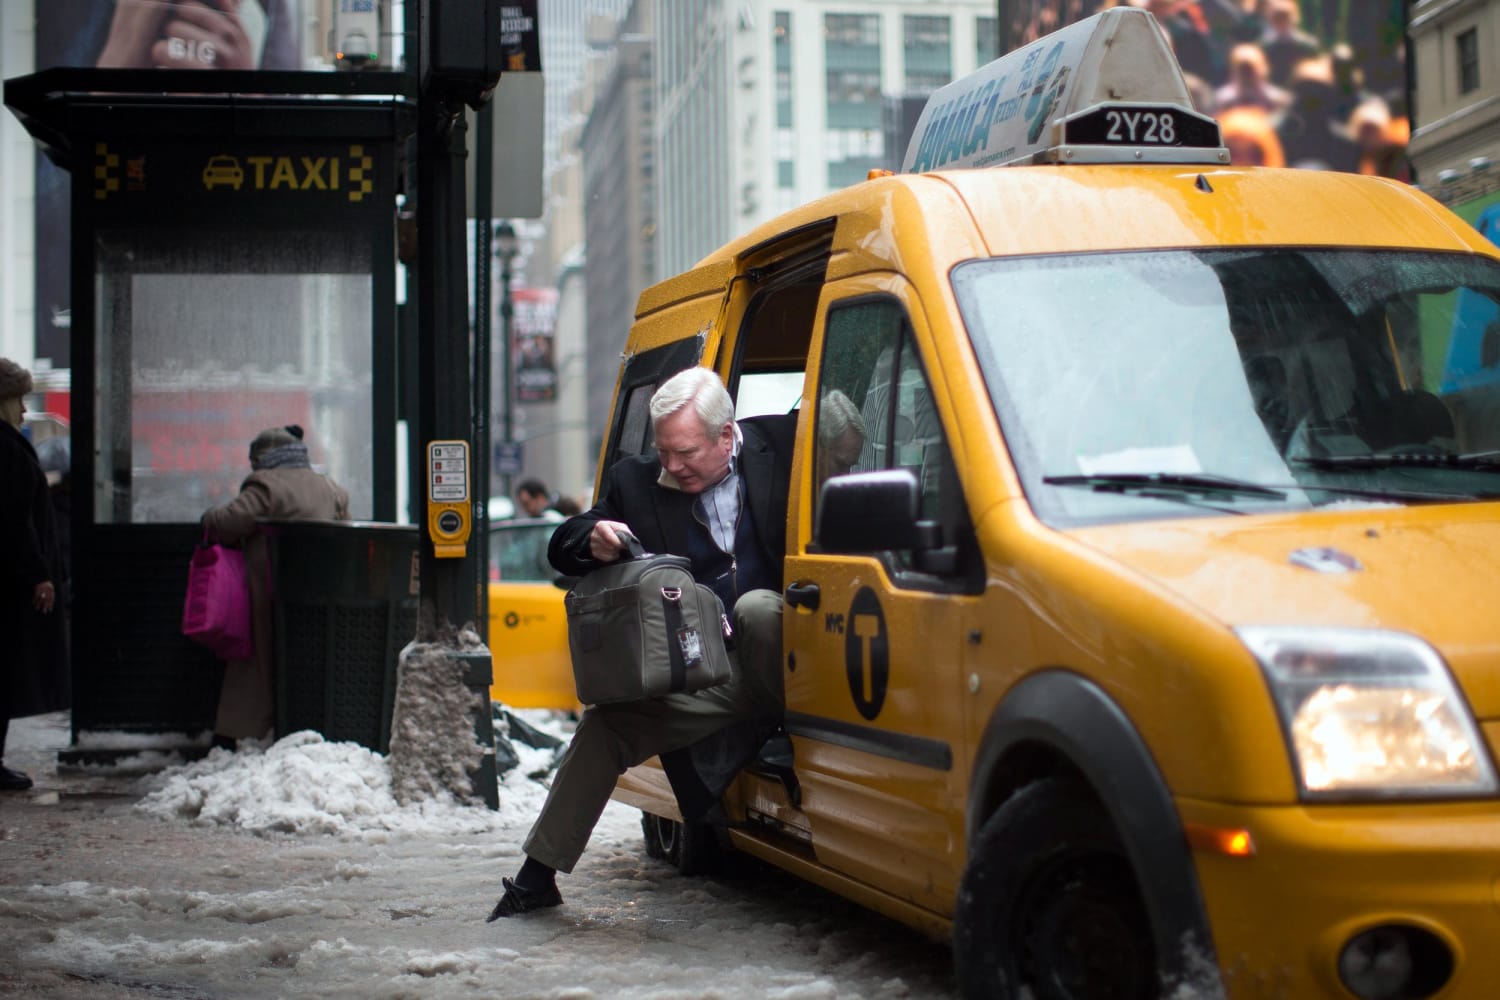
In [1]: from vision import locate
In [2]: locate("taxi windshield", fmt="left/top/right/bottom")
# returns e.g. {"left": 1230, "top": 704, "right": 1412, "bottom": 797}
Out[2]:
{"left": 953, "top": 248, "right": 1500, "bottom": 526}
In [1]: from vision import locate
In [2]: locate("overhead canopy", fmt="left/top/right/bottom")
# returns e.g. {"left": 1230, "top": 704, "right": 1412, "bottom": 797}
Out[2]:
{"left": 5, "top": 68, "right": 416, "bottom": 161}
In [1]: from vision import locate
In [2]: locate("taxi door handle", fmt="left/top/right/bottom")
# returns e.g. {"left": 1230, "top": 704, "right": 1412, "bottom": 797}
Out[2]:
{"left": 785, "top": 581, "right": 820, "bottom": 611}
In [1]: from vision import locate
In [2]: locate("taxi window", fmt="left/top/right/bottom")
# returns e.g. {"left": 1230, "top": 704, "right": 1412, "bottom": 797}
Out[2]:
{"left": 489, "top": 520, "right": 560, "bottom": 582}
{"left": 617, "top": 383, "right": 654, "bottom": 457}
{"left": 817, "top": 296, "right": 965, "bottom": 580}
{"left": 735, "top": 371, "right": 804, "bottom": 418}
{"left": 954, "top": 249, "right": 1500, "bottom": 526}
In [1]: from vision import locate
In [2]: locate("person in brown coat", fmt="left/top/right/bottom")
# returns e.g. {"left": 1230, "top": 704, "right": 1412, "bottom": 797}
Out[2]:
{"left": 1, "top": 359, "right": 71, "bottom": 791}
{"left": 201, "top": 424, "right": 349, "bottom": 747}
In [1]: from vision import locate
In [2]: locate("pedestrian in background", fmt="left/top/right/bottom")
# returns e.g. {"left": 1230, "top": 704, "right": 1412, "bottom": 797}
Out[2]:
{"left": 515, "top": 478, "right": 565, "bottom": 522}
{"left": 201, "top": 424, "right": 349, "bottom": 750}
{"left": 0, "top": 358, "right": 71, "bottom": 791}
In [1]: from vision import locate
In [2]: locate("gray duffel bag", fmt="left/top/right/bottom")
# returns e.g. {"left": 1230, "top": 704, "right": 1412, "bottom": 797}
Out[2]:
{"left": 563, "top": 532, "right": 733, "bottom": 705}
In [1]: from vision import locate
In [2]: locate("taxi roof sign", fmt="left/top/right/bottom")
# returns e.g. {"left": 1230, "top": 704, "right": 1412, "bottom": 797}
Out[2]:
{"left": 901, "top": 7, "right": 1227, "bottom": 173}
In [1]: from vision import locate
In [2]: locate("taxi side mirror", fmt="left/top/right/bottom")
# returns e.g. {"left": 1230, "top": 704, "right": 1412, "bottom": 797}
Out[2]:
{"left": 816, "top": 470, "right": 942, "bottom": 554}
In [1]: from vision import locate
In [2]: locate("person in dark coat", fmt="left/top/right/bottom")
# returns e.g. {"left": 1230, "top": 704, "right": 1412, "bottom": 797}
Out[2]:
{"left": 201, "top": 424, "right": 350, "bottom": 748}
{"left": 488, "top": 367, "right": 793, "bottom": 918}
{"left": 0, "top": 359, "right": 71, "bottom": 791}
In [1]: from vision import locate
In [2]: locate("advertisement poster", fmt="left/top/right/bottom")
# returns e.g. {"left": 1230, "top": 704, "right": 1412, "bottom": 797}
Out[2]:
{"left": 133, "top": 388, "right": 314, "bottom": 516}
{"left": 500, "top": 0, "right": 542, "bottom": 72}
{"left": 511, "top": 287, "right": 558, "bottom": 404}
{"left": 998, "top": 1, "right": 1409, "bottom": 178}
{"left": 32, "top": 0, "right": 313, "bottom": 367}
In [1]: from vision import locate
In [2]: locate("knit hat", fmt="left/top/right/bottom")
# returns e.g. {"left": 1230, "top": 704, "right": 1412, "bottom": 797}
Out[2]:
{"left": 249, "top": 423, "right": 305, "bottom": 464}
{"left": 0, "top": 357, "right": 33, "bottom": 401}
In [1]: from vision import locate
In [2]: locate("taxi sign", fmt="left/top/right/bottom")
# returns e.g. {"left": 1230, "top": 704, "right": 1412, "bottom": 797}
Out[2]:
{"left": 901, "top": 7, "right": 1226, "bottom": 172}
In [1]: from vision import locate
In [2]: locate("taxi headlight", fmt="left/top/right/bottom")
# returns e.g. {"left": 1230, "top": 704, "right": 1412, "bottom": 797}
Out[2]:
{"left": 1237, "top": 627, "right": 1497, "bottom": 799}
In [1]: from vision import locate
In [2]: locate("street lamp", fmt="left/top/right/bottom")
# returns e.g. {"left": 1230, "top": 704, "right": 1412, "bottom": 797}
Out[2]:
{"left": 494, "top": 220, "right": 520, "bottom": 502}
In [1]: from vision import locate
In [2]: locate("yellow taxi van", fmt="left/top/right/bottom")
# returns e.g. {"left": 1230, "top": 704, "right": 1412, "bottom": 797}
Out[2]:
{"left": 595, "top": 9, "right": 1500, "bottom": 998}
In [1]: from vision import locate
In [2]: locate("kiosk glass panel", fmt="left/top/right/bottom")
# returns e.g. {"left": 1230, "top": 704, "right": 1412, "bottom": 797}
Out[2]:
{"left": 94, "top": 228, "right": 374, "bottom": 523}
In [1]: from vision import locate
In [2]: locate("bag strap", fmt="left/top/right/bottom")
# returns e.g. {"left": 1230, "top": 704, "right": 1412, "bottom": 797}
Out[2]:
{"left": 660, "top": 586, "right": 688, "bottom": 692}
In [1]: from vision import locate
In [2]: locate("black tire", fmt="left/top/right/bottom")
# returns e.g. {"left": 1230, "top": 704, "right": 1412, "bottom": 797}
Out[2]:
{"left": 641, "top": 811, "right": 673, "bottom": 861}
{"left": 672, "top": 816, "right": 722, "bottom": 876}
{"left": 639, "top": 811, "right": 722, "bottom": 876}
{"left": 953, "top": 778, "right": 1156, "bottom": 1000}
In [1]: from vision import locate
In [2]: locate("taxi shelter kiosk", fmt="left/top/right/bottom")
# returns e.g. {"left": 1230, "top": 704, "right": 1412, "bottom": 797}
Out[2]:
{"left": 5, "top": 69, "right": 416, "bottom": 751}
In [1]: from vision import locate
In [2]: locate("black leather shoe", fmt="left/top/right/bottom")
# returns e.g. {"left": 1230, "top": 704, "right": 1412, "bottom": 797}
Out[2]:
{"left": 486, "top": 877, "right": 562, "bottom": 920}
{"left": 0, "top": 766, "right": 34, "bottom": 792}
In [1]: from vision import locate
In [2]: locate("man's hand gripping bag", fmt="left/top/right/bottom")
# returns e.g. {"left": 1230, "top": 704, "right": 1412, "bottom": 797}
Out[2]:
{"left": 564, "top": 533, "right": 733, "bottom": 705}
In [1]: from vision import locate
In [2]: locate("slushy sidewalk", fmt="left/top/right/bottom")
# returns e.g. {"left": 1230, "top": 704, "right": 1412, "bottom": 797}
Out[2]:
{"left": 0, "top": 712, "right": 955, "bottom": 999}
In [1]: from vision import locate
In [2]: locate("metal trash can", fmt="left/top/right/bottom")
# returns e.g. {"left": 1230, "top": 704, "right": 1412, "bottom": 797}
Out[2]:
{"left": 61, "top": 524, "right": 223, "bottom": 766}
{"left": 265, "top": 520, "right": 420, "bottom": 753}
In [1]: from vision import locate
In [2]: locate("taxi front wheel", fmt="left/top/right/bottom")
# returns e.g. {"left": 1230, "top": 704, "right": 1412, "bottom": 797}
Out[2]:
{"left": 953, "top": 778, "right": 1156, "bottom": 1000}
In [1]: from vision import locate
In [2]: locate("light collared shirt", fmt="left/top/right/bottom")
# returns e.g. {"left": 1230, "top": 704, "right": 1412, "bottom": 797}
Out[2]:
{"left": 694, "top": 460, "right": 742, "bottom": 554}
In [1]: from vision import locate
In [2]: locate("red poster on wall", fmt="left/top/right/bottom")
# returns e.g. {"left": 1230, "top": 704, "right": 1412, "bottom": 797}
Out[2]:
{"left": 510, "top": 287, "right": 558, "bottom": 404}
{"left": 133, "top": 388, "right": 313, "bottom": 509}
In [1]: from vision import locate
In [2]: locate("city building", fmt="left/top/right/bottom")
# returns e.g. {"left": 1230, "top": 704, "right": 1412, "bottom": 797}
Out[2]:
{"left": 564, "top": 0, "right": 1000, "bottom": 499}
{"left": 488, "top": 0, "right": 628, "bottom": 504}
{"left": 579, "top": 0, "right": 657, "bottom": 471}
{"left": 1408, "top": 0, "right": 1500, "bottom": 220}
{"left": 651, "top": 0, "right": 999, "bottom": 278}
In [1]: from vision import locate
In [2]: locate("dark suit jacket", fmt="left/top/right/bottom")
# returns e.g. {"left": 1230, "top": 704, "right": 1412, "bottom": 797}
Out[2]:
{"left": 549, "top": 414, "right": 795, "bottom": 583}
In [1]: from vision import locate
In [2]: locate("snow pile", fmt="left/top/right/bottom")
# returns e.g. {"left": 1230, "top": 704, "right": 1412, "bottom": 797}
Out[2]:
{"left": 387, "top": 636, "right": 492, "bottom": 807}
{"left": 73, "top": 728, "right": 214, "bottom": 750}
{"left": 135, "top": 719, "right": 564, "bottom": 838}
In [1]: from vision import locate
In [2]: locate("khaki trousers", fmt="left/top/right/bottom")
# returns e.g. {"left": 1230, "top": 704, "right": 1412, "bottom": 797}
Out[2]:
{"left": 522, "top": 588, "right": 783, "bottom": 874}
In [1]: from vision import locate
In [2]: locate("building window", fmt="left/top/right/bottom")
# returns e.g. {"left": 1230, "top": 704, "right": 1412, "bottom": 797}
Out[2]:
{"left": 778, "top": 160, "right": 794, "bottom": 188}
{"left": 904, "top": 15, "right": 952, "bottom": 93}
{"left": 776, "top": 12, "right": 793, "bottom": 128}
{"left": 1458, "top": 27, "right": 1480, "bottom": 95}
{"left": 976, "top": 16, "right": 998, "bottom": 65}
{"left": 825, "top": 13, "right": 882, "bottom": 130}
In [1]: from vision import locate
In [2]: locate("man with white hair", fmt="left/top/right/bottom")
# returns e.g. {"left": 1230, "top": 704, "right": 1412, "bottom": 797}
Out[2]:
{"left": 489, "top": 366, "right": 793, "bottom": 917}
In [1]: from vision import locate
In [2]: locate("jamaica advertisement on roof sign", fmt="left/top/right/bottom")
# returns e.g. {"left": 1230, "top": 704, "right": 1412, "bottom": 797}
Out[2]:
{"left": 902, "top": 7, "right": 1217, "bottom": 173}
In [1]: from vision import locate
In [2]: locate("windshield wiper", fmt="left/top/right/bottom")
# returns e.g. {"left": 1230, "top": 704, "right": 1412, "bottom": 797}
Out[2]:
{"left": 1043, "top": 473, "right": 1287, "bottom": 501}
{"left": 1291, "top": 450, "right": 1500, "bottom": 471}
{"left": 1045, "top": 472, "right": 1482, "bottom": 507}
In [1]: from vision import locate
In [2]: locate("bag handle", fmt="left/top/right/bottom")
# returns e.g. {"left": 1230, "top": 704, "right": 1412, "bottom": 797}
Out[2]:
{"left": 616, "top": 528, "right": 647, "bottom": 561}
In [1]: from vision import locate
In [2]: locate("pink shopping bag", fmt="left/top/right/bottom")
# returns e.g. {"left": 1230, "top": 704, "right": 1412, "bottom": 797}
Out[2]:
{"left": 181, "top": 540, "right": 254, "bottom": 660}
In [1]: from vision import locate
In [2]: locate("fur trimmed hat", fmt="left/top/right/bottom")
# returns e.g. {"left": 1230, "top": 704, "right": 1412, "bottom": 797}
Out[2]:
{"left": 0, "top": 357, "right": 34, "bottom": 401}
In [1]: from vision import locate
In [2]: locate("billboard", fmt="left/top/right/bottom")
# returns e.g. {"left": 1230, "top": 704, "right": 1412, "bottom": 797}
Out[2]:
{"left": 998, "top": 1, "right": 1409, "bottom": 177}
{"left": 510, "top": 287, "right": 558, "bottom": 404}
